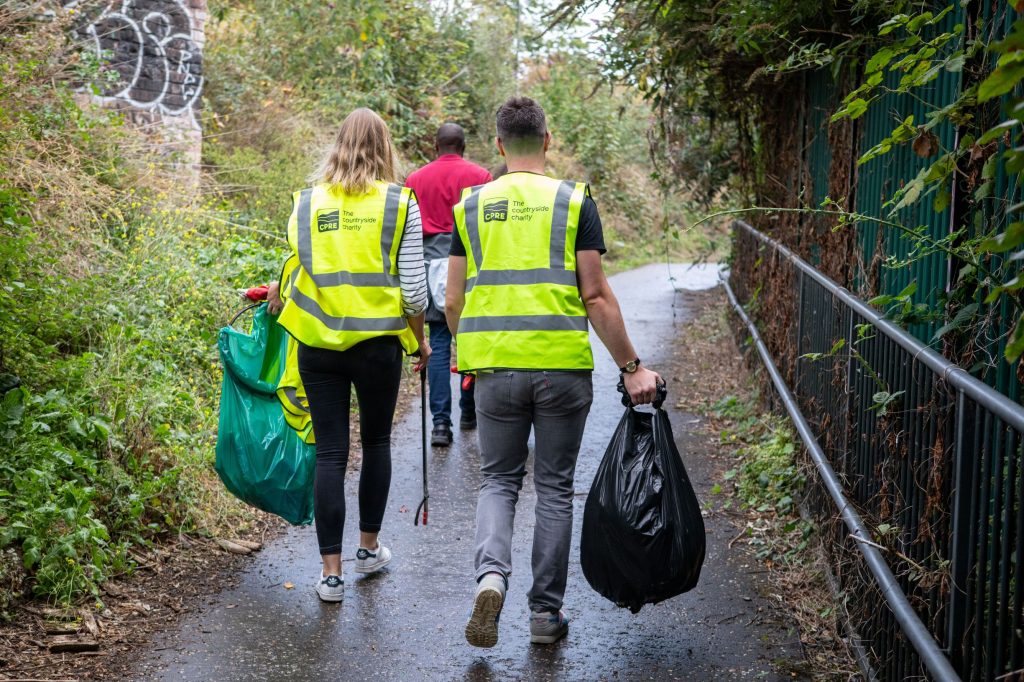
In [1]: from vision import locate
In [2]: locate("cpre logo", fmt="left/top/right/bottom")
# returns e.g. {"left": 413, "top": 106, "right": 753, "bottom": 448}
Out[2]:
{"left": 483, "top": 197, "right": 508, "bottom": 223}
{"left": 316, "top": 210, "right": 339, "bottom": 232}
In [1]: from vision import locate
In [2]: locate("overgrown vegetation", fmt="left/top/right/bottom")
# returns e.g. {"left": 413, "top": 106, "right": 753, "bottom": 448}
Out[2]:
{"left": 713, "top": 396, "right": 805, "bottom": 520}
{"left": 0, "top": 6, "right": 279, "bottom": 610}
{"left": 0, "top": 0, "right": 724, "bottom": 610}
{"left": 560, "top": 0, "right": 1024, "bottom": 381}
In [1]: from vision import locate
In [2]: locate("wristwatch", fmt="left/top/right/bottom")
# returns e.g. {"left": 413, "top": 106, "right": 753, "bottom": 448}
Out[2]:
{"left": 619, "top": 357, "right": 641, "bottom": 373}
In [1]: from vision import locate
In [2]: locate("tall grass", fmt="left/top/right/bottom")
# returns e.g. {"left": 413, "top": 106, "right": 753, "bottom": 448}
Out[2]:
{"left": 0, "top": 5, "right": 281, "bottom": 610}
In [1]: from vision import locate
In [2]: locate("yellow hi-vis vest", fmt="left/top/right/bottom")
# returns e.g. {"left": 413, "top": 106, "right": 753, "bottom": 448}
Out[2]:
{"left": 277, "top": 181, "right": 419, "bottom": 356}
{"left": 275, "top": 314, "right": 315, "bottom": 444}
{"left": 452, "top": 173, "right": 593, "bottom": 371}
{"left": 274, "top": 181, "right": 419, "bottom": 442}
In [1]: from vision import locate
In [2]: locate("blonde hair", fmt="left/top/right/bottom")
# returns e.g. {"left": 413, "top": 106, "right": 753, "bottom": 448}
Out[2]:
{"left": 311, "top": 108, "right": 399, "bottom": 194}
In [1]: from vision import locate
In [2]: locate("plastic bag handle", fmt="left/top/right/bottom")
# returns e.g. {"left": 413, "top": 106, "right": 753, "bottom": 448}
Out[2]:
{"left": 228, "top": 302, "right": 263, "bottom": 328}
{"left": 617, "top": 376, "right": 668, "bottom": 409}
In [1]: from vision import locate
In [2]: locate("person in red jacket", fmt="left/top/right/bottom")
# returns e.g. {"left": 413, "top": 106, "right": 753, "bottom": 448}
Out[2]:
{"left": 406, "top": 124, "right": 492, "bottom": 447}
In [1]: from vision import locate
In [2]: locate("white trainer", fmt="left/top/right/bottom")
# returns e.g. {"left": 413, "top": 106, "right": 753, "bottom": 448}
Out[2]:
{"left": 529, "top": 610, "right": 569, "bottom": 644}
{"left": 354, "top": 543, "right": 392, "bottom": 574}
{"left": 465, "top": 572, "right": 506, "bottom": 648}
{"left": 315, "top": 573, "right": 344, "bottom": 603}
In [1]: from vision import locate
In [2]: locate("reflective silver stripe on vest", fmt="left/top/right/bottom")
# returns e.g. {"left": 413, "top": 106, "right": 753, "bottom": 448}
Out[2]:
{"left": 296, "top": 186, "right": 401, "bottom": 288}
{"left": 296, "top": 187, "right": 314, "bottom": 275}
{"left": 459, "top": 315, "right": 588, "bottom": 333}
{"left": 465, "top": 268, "right": 578, "bottom": 292}
{"left": 549, "top": 180, "right": 576, "bottom": 269}
{"left": 290, "top": 287, "right": 407, "bottom": 332}
{"left": 380, "top": 184, "right": 402, "bottom": 275}
{"left": 463, "top": 191, "right": 484, "bottom": 270}
{"left": 279, "top": 386, "right": 308, "bottom": 415}
{"left": 462, "top": 181, "right": 578, "bottom": 287}
{"left": 303, "top": 271, "right": 397, "bottom": 287}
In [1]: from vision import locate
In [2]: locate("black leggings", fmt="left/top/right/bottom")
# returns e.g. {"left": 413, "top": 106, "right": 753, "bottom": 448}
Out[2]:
{"left": 298, "top": 336, "right": 403, "bottom": 555}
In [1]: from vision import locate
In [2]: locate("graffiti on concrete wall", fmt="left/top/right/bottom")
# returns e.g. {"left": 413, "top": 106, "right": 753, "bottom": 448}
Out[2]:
{"left": 68, "top": 0, "right": 204, "bottom": 126}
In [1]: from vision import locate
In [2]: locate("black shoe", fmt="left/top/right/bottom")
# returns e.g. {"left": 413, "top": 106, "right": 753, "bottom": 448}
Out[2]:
{"left": 431, "top": 423, "right": 453, "bottom": 447}
{"left": 460, "top": 411, "right": 477, "bottom": 431}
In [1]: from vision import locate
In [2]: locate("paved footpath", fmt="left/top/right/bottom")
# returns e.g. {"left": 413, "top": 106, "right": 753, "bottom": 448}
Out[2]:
{"left": 134, "top": 264, "right": 805, "bottom": 681}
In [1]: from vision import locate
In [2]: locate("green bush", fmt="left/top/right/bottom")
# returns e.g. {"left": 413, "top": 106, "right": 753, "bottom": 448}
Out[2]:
{"left": 0, "top": 192, "right": 285, "bottom": 604}
{"left": 0, "top": 9, "right": 285, "bottom": 605}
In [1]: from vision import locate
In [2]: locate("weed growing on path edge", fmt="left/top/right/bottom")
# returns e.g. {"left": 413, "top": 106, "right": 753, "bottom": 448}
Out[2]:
{"left": 713, "top": 398, "right": 862, "bottom": 680}
{"left": 673, "top": 291, "right": 861, "bottom": 679}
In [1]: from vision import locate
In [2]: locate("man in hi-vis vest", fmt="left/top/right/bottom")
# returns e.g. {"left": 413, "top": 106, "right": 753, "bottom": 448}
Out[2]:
{"left": 446, "top": 97, "right": 661, "bottom": 648}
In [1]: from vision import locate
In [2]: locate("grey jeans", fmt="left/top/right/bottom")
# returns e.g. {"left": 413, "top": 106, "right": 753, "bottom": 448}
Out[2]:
{"left": 473, "top": 370, "right": 593, "bottom": 613}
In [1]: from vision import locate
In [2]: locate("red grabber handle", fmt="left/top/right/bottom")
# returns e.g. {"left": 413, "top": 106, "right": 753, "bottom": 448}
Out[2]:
{"left": 451, "top": 366, "right": 475, "bottom": 392}
{"left": 245, "top": 285, "right": 270, "bottom": 302}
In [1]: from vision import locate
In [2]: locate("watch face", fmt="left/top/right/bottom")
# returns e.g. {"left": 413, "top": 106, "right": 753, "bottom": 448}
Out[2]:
{"left": 624, "top": 360, "right": 637, "bottom": 372}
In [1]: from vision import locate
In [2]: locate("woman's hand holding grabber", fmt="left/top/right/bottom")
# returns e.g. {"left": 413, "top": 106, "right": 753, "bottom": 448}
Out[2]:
{"left": 412, "top": 343, "right": 431, "bottom": 374}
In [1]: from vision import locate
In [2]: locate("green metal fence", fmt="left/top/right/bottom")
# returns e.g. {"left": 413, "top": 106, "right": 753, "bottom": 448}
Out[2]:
{"left": 798, "top": 2, "right": 1022, "bottom": 400}
{"left": 731, "top": 219, "right": 1024, "bottom": 682}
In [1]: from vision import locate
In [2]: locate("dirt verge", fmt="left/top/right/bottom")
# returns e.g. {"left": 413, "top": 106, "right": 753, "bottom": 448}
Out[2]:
{"left": 668, "top": 287, "right": 861, "bottom": 680}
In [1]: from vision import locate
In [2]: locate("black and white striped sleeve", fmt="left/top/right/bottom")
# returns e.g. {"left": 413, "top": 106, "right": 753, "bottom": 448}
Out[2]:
{"left": 397, "top": 197, "right": 428, "bottom": 316}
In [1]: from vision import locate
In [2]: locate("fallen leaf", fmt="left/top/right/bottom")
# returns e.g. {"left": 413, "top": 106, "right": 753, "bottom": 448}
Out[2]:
{"left": 399, "top": 505, "right": 409, "bottom": 513}
{"left": 970, "top": 142, "right": 985, "bottom": 163}
{"left": 283, "top": 582, "right": 295, "bottom": 590}
{"left": 912, "top": 129, "right": 938, "bottom": 158}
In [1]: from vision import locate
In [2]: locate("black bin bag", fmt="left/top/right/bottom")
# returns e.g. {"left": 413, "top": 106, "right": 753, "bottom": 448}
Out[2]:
{"left": 581, "top": 382, "right": 706, "bottom": 613}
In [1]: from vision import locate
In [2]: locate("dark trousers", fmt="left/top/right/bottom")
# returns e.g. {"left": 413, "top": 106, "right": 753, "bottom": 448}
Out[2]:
{"left": 427, "top": 322, "right": 475, "bottom": 426}
{"left": 298, "top": 337, "right": 402, "bottom": 555}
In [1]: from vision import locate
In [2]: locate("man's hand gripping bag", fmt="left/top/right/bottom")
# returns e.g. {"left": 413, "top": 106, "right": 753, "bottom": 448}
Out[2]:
{"left": 580, "top": 383, "right": 706, "bottom": 612}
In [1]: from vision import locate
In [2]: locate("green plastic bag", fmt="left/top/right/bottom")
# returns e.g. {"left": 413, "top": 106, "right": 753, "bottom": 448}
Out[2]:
{"left": 215, "top": 303, "right": 315, "bottom": 525}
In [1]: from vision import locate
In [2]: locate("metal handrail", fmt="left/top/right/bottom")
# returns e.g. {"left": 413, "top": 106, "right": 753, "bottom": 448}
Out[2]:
{"left": 721, "top": 269, "right": 961, "bottom": 681}
{"left": 735, "top": 220, "right": 1024, "bottom": 432}
{"left": 718, "top": 219, "right": 1024, "bottom": 680}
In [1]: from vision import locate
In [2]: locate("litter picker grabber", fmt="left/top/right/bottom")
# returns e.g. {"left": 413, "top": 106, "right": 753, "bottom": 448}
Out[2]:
{"left": 414, "top": 360, "right": 429, "bottom": 526}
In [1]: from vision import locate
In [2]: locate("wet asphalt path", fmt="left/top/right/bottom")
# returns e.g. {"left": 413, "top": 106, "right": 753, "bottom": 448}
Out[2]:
{"left": 134, "top": 264, "right": 803, "bottom": 681}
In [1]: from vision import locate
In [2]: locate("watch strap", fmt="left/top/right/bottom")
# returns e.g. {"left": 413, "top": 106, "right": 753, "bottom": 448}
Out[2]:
{"left": 619, "top": 357, "right": 641, "bottom": 373}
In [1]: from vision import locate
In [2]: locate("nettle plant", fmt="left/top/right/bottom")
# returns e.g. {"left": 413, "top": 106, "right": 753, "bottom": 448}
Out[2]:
{"left": 830, "top": 4, "right": 1024, "bottom": 362}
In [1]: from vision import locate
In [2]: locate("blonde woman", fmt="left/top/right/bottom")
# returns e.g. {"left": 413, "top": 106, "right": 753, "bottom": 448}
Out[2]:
{"left": 268, "top": 108, "right": 429, "bottom": 602}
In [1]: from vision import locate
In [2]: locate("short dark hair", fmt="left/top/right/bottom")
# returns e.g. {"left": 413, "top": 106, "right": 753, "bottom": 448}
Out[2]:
{"left": 436, "top": 122, "right": 465, "bottom": 154}
{"left": 495, "top": 97, "right": 546, "bottom": 154}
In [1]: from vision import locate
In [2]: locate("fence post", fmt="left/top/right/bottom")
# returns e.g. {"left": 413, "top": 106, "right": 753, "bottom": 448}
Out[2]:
{"left": 795, "top": 268, "right": 804, "bottom": 400}
{"left": 840, "top": 298, "right": 855, "bottom": 476}
{"left": 947, "top": 389, "right": 975, "bottom": 672}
